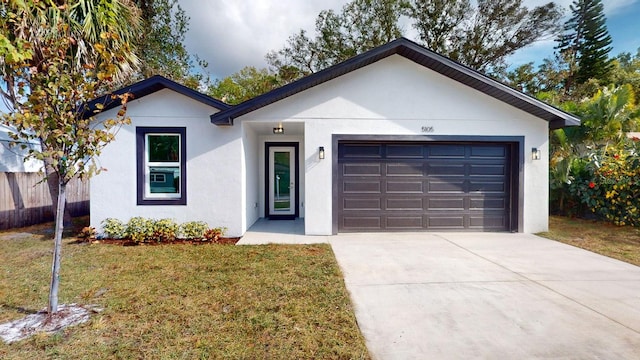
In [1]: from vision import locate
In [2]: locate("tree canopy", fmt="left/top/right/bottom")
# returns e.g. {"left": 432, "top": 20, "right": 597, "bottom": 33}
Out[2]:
{"left": 208, "top": 67, "right": 281, "bottom": 105}
{"left": 1, "top": 0, "right": 140, "bottom": 110}
{"left": 132, "top": 0, "right": 206, "bottom": 88}
{"left": 266, "top": 0, "right": 405, "bottom": 77}
{"left": 556, "top": 0, "right": 613, "bottom": 91}
{"left": 267, "top": 0, "right": 562, "bottom": 80}
{"left": 409, "top": 0, "right": 562, "bottom": 73}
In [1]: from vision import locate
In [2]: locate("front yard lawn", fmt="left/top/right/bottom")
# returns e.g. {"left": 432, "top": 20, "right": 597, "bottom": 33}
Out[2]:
{"left": 538, "top": 215, "right": 640, "bottom": 267}
{"left": 0, "top": 221, "right": 369, "bottom": 359}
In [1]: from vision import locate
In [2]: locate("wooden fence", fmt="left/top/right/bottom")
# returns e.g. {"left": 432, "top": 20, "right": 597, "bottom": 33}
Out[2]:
{"left": 0, "top": 172, "right": 89, "bottom": 230}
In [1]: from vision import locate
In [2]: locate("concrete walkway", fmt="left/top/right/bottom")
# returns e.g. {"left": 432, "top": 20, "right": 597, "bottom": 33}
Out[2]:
{"left": 238, "top": 218, "right": 328, "bottom": 245}
{"left": 329, "top": 232, "right": 640, "bottom": 359}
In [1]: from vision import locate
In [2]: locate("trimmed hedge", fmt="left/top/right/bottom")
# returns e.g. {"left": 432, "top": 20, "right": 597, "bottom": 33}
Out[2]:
{"left": 99, "top": 217, "right": 227, "bottom": 243}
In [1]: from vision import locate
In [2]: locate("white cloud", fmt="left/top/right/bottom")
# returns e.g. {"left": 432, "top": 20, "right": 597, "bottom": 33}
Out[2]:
{"left": 179, "top": 0, "right": 639, "bottom": 79}
{"left": 180, "top": 0, "right": 348, "bottom": 79}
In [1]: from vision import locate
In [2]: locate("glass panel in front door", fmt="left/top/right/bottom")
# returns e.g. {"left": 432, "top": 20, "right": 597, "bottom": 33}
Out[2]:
{"left": 273, "top": 151, "right": 291, "bottom": 212}
{"left": 269, "top": 146, "right": 295, "bottom": 216}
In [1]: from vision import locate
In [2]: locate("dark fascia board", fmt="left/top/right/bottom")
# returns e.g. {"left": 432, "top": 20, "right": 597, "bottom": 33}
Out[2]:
{"left": 210, "top": 37, "right": 580, "bottom": 130}
{"left": 84, "top": 75, "right": 229, "bottom": 118}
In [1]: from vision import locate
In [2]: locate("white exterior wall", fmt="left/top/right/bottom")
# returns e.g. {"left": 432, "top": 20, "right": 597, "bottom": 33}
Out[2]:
{"left": 91, "top": 89, "right": 246, "bottom": 236}
{"left": 0, "top": 125, "right": 43, "bottom": 172}
{"left": 236, "top": 55, "right": 549, "bottom": 234}
{"left": 242, "top": 124, "right": 260, "bottom": 231}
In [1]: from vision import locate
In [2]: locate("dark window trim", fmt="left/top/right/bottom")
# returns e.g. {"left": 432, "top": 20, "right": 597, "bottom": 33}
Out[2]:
{"left": 332, "top": 134, "right": 524, "bottom": 234}
{"left": 136, "top": 127, "right": 187, "bottom": 205}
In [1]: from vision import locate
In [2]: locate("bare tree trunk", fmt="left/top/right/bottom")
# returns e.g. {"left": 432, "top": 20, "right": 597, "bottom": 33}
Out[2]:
{"left": 46, "top": 166, "right": 73, "bottom": 226}
{"left": 48, "top": 181, "right": 66, "bottom": 315}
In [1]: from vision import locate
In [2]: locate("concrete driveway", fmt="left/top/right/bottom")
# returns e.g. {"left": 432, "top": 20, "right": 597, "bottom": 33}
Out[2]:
{"left": 329, "top": 232, "right": 640, "bottom": 359}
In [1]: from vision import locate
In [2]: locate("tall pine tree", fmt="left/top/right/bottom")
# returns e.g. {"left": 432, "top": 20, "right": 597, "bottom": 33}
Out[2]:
{"left": 556, "top": 0, "right": 613, "bottom": 89}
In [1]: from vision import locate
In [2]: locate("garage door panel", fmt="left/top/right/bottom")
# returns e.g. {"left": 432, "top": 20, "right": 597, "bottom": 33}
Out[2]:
{"left": 343, "top": 163, "right": 382, "bottom": 176}
{"left": 386, "top": 216, "right": 423, "bottom": 229}
{"left": 341, "top": 144, "right": 383, "bottom": 158}
{"left": 343, "top": 181, "right": 381, "bottom": 193}
{"left": 429, "top": 180, "right": 466, "bottom": 193}
{"left": 386, "top": 198, "right": 423, "bottom": 210}
{"left": 427, "top": 198, "right": 465, "bottom": 210}
{"left": 386, "top": 163, "right": 424, "bottom": 176}
{"left": 428, "top": 216, "right": 465, "bottom": 229}
{"left": 343, "top": 198, "right": 382, "bottom": 210}
{"left": 429, "top": 145, "right": 466, "bottom": 158}
{"left": 469, "top": 214, "right": 506, "bottom": 228}
{"left": 428, "top": 164, "right": 466, "bottom": 176}
{"left": 342, "top": 216, "right": 381, "bottom": 230}
{"left": 386, "top": 181, "right": 424, "bottom": 193}
{"left": 470, "top": 197, "right": 506, "bottom": 209}
{"left": 469, "top": 164, "right": 506, "bottom": 176}
{"left": 386, "top": 144, "right": 424, "bottom": 158}
{"left": 469, "top": 181, "right": 505, "bottom": 193}
{"left": 338, "top": 142, "right": 513, "bottom": 232}
{"left": 470, "top": 146, "right": 507, "bottom": 158}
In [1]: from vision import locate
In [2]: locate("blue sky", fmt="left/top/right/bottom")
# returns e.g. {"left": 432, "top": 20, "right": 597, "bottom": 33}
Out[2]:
{"left": 508, "top": 0, "right": 640, "bottom": 68}
{"left": 602, "top": 0, "right": 640, "bottom": 53}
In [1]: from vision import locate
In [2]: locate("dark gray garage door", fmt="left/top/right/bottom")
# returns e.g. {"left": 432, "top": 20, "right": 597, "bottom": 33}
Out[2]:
{"left": 337, "top": 142, "right": 514, "bottom": 232}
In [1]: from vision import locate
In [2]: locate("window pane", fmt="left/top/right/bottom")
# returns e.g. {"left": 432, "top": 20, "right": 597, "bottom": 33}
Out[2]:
{"left": 273, "top": 152, "right": 291, "bottom": 211}
{"left": 148, "top": 135, "right": 179, "bottom": 162}
{"left": 149, "top": 166, "right": 180, "bottom": 194}
{"left": 150, "top": 173, "right": 166, "bottom": 183}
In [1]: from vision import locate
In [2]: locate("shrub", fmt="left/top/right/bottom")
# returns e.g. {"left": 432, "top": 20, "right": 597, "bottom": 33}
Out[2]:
{"left": 78, "top": 226, "right": 96, "bottom": 241}
{"left": 151, "top": 218, "right": 179, "bottom": 242}
{"left": 569, "top": 142, "right": 640, "bottom": 226}
{"left": 179, "top": 221, "right": 209, "bottom": 240}
{"left": 592, "top": 153, "right": 638, "bottom": 226}
{"left": 101, "top": 218, "right": 126, "bottom": 239}
{"left": 126, "top": 217, "right": 155, "bottom": 243}
{"left": 204, "top": 227, "right": 227, "bottom": 243}
{"left": 100, "top": 217, "right": 229, "bottom": 243}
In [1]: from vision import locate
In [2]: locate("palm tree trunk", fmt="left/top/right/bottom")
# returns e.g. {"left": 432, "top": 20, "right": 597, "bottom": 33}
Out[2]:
{"left": 48, "top": 180, "right": 66, "bottom": 315}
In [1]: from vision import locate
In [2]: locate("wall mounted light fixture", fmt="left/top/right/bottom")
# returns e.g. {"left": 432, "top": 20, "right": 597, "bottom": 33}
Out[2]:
{"left": 273, "top": 123, "right": 284, "bottom": 134}
{"left": 319, "top": 146, "right": 325, "bottom": 160}
{"left": 532, "top": 148, "right": 541, "bottom": 160}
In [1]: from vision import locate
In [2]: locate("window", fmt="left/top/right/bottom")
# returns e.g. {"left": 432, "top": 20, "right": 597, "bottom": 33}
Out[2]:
{"left": 136, "top": 127, "right": 186, "bottom": 205}
{"left": 150, "top": 173, "right": 166, "bottom": 183}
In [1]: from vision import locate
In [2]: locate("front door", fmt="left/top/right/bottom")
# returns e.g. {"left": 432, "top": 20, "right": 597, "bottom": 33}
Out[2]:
{"left": 266, "top": 143, "right": 299, "bottom": 219}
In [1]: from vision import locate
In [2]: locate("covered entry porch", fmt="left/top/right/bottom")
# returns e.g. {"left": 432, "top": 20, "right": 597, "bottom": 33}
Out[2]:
{"left": 242, "top": 121, "right": 311, "bottom": 236}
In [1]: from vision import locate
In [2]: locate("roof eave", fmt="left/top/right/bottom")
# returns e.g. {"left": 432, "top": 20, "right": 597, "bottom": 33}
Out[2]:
{"left": 210, "top": 114, "right": 233, "bottom": 126}
{"left": 394, "top": 42, "right": 582, "bottom": 129}
{"left": 209, "top": 37, "right": 581, "bottom": 128}
{"left": 85, "top": 75, "right": 229, "bottom": 119}
{"left": 550, "top": 116, "right": 581, "bottom": 130}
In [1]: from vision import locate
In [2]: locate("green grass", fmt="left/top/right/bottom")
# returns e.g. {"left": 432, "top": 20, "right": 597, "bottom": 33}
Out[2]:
{"left": 0, "top": 221, "right": 369, "bottom": 359}
{"left": 538, "top": 216, "right": 640, "bottom": 267}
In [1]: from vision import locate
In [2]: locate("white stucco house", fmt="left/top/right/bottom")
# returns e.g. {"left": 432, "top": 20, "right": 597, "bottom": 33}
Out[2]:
{"left": 89, "top": 38, "right": 580, "bottom": 237}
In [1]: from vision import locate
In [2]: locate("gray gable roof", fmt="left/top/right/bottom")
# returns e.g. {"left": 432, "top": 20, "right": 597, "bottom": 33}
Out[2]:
{"left": 210, "top": 37, "right": 580, "bottom": 130}
{"left": 86, "top": 75, "right": 229, "bottom": 117}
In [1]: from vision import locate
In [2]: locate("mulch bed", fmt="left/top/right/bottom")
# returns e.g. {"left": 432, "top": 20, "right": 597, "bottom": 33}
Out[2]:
{"left": 76, "top": 238, "right": 241, "bottom": 246}
{"left": 0, "top": 304, "right": 99, "bottom": 344}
